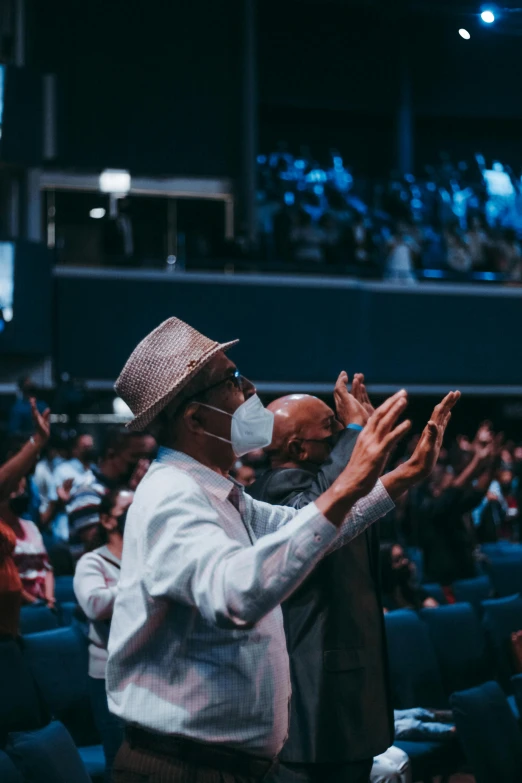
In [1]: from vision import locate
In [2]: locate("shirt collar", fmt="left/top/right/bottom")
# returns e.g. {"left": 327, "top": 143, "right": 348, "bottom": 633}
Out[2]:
{"left": 157, "top": 446, "right": 237, "bottom": 503}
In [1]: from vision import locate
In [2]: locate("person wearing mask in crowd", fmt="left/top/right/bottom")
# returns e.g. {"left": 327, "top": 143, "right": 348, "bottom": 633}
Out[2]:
{"left": 74, "top": 487, "right": 134, "bottom": 782}
{"left": 7, "top": 377, "right": 47, "bottom": 437}
{"left": 473, "top": 464, "right": 518, "bottom": 543}
{"left": 413, "top": 438, "right": 497, "bottom": 586}
{"left": 380, "top": 542, "right": 438, "bottom": 613}
{"left": 52, "top": 432, "right": 98, "bottom": 542}
{"left": 248, "top": 375, "right": 458, "bottom": 783}
{"left": 106, "top": 317, "right": 416, "bottom": 783}
{"left": 0, "top": 477, "right": 55, "bottom": 607}
{"left": 66, "top": 428, "right": 154, "bottom": 560}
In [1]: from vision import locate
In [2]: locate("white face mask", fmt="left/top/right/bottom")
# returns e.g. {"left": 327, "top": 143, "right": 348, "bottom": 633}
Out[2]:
{"left": 197, "top": 394, "right": 274, "bottom": 458}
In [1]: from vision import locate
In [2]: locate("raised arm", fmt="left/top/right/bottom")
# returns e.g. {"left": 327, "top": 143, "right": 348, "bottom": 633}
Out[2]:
{"left": 0, "top": 400, "right": 50, "bottom": 502}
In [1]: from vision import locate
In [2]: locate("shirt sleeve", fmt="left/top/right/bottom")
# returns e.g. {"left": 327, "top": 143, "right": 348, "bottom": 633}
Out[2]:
{"left": 247, "top": 478, "right": 394, "bottom": 553}
{"left": 141, "top": 486, "right": 339, "bottom": 629}
{"left": 74, "top": 554, "right": 118, "bottom": 621}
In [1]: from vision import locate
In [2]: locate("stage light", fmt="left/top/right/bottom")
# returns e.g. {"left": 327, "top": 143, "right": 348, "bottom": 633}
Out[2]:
{"left": 481, "top": 9, "right": 495, "bottom": 23}
{"left": 99, "top": 169, "right": 131, "bottom": 194}
{"left": 3, "top": 306, "right": 12, "bottom": 322}
{"left": 89, "top": 207, "right": 106, "bottom": 219}
{"left": 459, "top": 28, "right": 471, "bottom": 39}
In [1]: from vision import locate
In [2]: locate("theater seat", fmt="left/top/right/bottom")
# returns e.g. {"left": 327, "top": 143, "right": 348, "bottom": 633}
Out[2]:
{"left": 0, "top": 638, "right": 45, "bottom": 737}
{"left": 452, "top": 576, "right": 492, "bottom": 616}
{"left": 450, "top": 681, "right": 522, "bottom": 783}
{"left": 78, "top": 745, "right": 107, "bottom": 780}
{"left": 486, "top": 556, "right": 522, "bottom": 597}
{"left": 6, "top": 720, "right": 92, "bottom": 783}
{"left": 421, "top": 583, "right": 447, "bottom": 606}
{"left": 482, "top": 594, "right": 522, "bottom": 690}
{"left": 385, "top": 609, "right": 446, "bottom": 709}
{"left": 19, "top": 605, "right": 59, "bottom": 635}
{"left": 0, "top": 749, "right": 22, "bottom": 783}
{"left": 22, "top": 626, "right": 100, "bottom": 748}
{"left": 54, "top": 575, "right": 76, "bottom": 604}
{"left": 393, "top": 738, "right": 460, "bottom": 783}
{"left": 420, "top": 603, "right": 492, "bottom": 696}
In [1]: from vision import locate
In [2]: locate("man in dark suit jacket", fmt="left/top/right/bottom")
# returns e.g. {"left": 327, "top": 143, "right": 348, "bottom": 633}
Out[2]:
{"left": 247, "top": 377, "right": 459, "bottom": 783}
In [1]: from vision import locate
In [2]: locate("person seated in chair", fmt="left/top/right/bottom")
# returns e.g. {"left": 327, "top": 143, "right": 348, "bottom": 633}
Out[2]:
{"left": 380, "top": 542, "right": 438, "bottom": 613}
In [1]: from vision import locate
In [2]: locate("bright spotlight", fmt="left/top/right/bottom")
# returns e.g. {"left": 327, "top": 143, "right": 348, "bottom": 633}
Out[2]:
{"left": 481, "top": 9, "right": 495, "bottom": 23}
{"left": 459, "top": 28, "right": 471, "bottom": 39}
{"left": 99, "top": 169, "right": 131, "bottom": 194}
{"left": 89, "top": 207, "right": 106, "bottom": 219}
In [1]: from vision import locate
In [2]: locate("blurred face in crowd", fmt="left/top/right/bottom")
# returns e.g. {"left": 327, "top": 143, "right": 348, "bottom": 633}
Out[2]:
{"left": 72, "top": 434, "right": 95, "bottom": 464}
{"left": 267, "top": 394, "right": 344, "bottom": 468}
{"left": 111, "top": 436, "right": 151, "bottom": 484}
{"left": 390, "top": 545, "right": 414, "bottom": 586}
{"left": 428, "top": 463, "right": 453, "bottom": 497}
{"left": 100, "top": 489, "right": 134, "bottom": 540}
{"left": 234, "top": 465, "right": 256, "bottom": 487}
{"left": 498, "top": 469, "right": 514, "bottom": 495}
{"left": 6, "top": 477, "right": 29, "bottom": 517}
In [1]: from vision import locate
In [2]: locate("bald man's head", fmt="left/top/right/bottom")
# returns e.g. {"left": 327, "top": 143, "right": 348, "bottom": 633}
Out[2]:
{"left": 266, "top": 394, "right": 343, "bottom": 469}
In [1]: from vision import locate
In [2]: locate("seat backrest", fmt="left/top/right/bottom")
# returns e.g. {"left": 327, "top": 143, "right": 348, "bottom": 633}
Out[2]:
{"left": 0, "top": 639, "right": 44, "bottom": 741}
{"left": 384, "top": 609, "right": 446, "bottom": 709}
{"left": 19, "top": 605, "right": 59, "bottom": 636}
{"left": 22, "top": 626, "right": 99, "bottom": 746}
{"left": 452, "top": 576, "right": 492, "bottom": 616}
{"left": 482, "top": 594, "right": 522, "bottom": 690}
{"left": 5, "top": 720, "right": 92, "bottom": 783}
{"left": 421, "top": 583, "right": 448, "bottom": 605}
{"left": 54, "top": 575, "right": 76, "bottom": 605}
{"left": 0, "top": 749, "right": 22, "bottom": 783}
{"left": 486, "top": 556, "right": 522, "bottom": 597}
{"left": 420, "top": 603, "right": 492, "bottom": 696}
{"left": 450, "top": 681, "right": 522, "bottom": 783}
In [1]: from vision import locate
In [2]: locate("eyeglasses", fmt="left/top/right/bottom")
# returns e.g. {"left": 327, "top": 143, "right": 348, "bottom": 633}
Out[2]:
{"left": 197, "top": 370, "right": 245, "bottom": 397}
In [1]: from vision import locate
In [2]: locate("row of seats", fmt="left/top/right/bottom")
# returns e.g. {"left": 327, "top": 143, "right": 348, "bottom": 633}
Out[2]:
{"left": 0, "top": 627, "right": 105, "bottom": 781}
{"left": 385, "top": 595, "right": 522, "bottom": 780}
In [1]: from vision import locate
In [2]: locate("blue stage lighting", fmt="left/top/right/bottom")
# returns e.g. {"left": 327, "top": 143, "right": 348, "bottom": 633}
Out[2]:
{"left": 459, "top": 28, "right": 471, "bottom": 39}
{"left": 481, "top": 9, "right": 495, "bottom": 23}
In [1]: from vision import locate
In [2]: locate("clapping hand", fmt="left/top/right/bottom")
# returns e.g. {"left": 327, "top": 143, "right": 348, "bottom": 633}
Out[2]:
{"left": 333, "top": 371, "right": 370, "bottom": 428}
{"left": 406, "top": 391, "right": 461, "bottom": 482}
{"left": 351, "top": 373, "right": 375, "bottom": 418}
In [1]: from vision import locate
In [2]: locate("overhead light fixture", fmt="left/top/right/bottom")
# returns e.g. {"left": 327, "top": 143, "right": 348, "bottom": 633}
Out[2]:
{"left": 89, "top": 207, "right": 106, "bottom": 219}
{"left": 459, "top": 28, "right": 471, "bottom": 39}
{"left": 481, "top": 9, "right": 495, "bottom": 23}
{"left": 99, "top": 169, "right": 131, "bottom": 195}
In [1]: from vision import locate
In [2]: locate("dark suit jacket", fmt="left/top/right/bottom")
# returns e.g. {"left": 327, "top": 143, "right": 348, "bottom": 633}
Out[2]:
{"left": 247, "top": 429, "right": 393, "bottom": 762}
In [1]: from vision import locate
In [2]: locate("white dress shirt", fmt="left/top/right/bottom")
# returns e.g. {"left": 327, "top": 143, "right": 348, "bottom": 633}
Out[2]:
{"left": 106, "top": 447, "right": 393, "bottom": 758}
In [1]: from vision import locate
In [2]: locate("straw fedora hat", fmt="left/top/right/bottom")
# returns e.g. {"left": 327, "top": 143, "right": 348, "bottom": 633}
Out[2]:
{"left": 115, "top": 317, "right": 239, "bottom": 431}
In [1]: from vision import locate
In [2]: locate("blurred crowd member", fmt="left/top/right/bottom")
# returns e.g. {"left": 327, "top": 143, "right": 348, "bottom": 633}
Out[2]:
{"left": 7, "top": 377, "right": 47, "bottom": 437}
{"left": 414, "top": 438, "right": 496, "bottom": 585}
{"left": 74, "top": 488, "right": 133, "bottom": 781}
{"left": 445, "top": 228, "right": 472, "bottom": 273}
{"left": 0, "top": 477, "right": 54, "bottom": 607}
{"left": 290, "top": 210, "right": 324, "bottom": 263}
{"left": 231, "top": 460, "right": 256, "bottom": 487}
{"left": 67, "top": 429, "right": 154, "bottom": 561}
{"left": 384, "top": 225, "right": 418, "bottom": 284}
{"left": 380, "top": 542, "right": 438, "bottom": 613}
{"left": 473, "top": 463, "right": 519, "bottom": 543}
{"left": 465, "top": 215, "right": 490, "bottom": 268}
{"left": 0, "top": 400, "right": 50, "bottom": 503}
{"left": 496, "top": 227, "right": 522, "bottom": 280}
{"left": 0, "top": 519, "right": 23, "bottom": 638}
{"left": 33, "top": 434, "right": 67, "bottom": 525}
{"left": 49, "top": 432, "right": 97, "bottom": 542}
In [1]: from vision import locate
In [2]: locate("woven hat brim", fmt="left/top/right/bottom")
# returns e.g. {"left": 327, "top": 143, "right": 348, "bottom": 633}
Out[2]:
{"left": 125, "top": 339, "right": 239, "bottom": 432}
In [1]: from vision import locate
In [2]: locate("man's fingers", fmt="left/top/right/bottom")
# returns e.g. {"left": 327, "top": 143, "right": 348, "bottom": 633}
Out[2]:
{"left": 367, "top": 390, "right": 407, "bottom": 431}
{"left": 374, "top": 393, "right": 409, "bottom": 436}
{"left": 383, "top": 419, "right": 412, "bottom": 451}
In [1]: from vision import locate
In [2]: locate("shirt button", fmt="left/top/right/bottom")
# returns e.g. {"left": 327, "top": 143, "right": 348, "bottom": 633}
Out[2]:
{"left": 314, "top": 534, "right": 321, "bottom": 542}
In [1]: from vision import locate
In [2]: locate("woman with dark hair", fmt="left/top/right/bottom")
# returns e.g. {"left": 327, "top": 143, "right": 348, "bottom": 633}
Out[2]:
{"left": 74, "top": 487, "right": 134, "bottom": 782}
{"left": 380, "top": 542, "right": 438, "bottom": 613}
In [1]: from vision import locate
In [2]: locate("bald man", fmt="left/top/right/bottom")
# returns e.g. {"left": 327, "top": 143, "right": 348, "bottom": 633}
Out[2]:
{"left": 248, "top": 378, "right": 458, "bottom": 783}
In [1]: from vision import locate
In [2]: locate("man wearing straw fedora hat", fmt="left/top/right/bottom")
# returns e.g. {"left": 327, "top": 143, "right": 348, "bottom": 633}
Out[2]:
{"left": 106, "top": 317, "right": 441, "bottom": 783}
